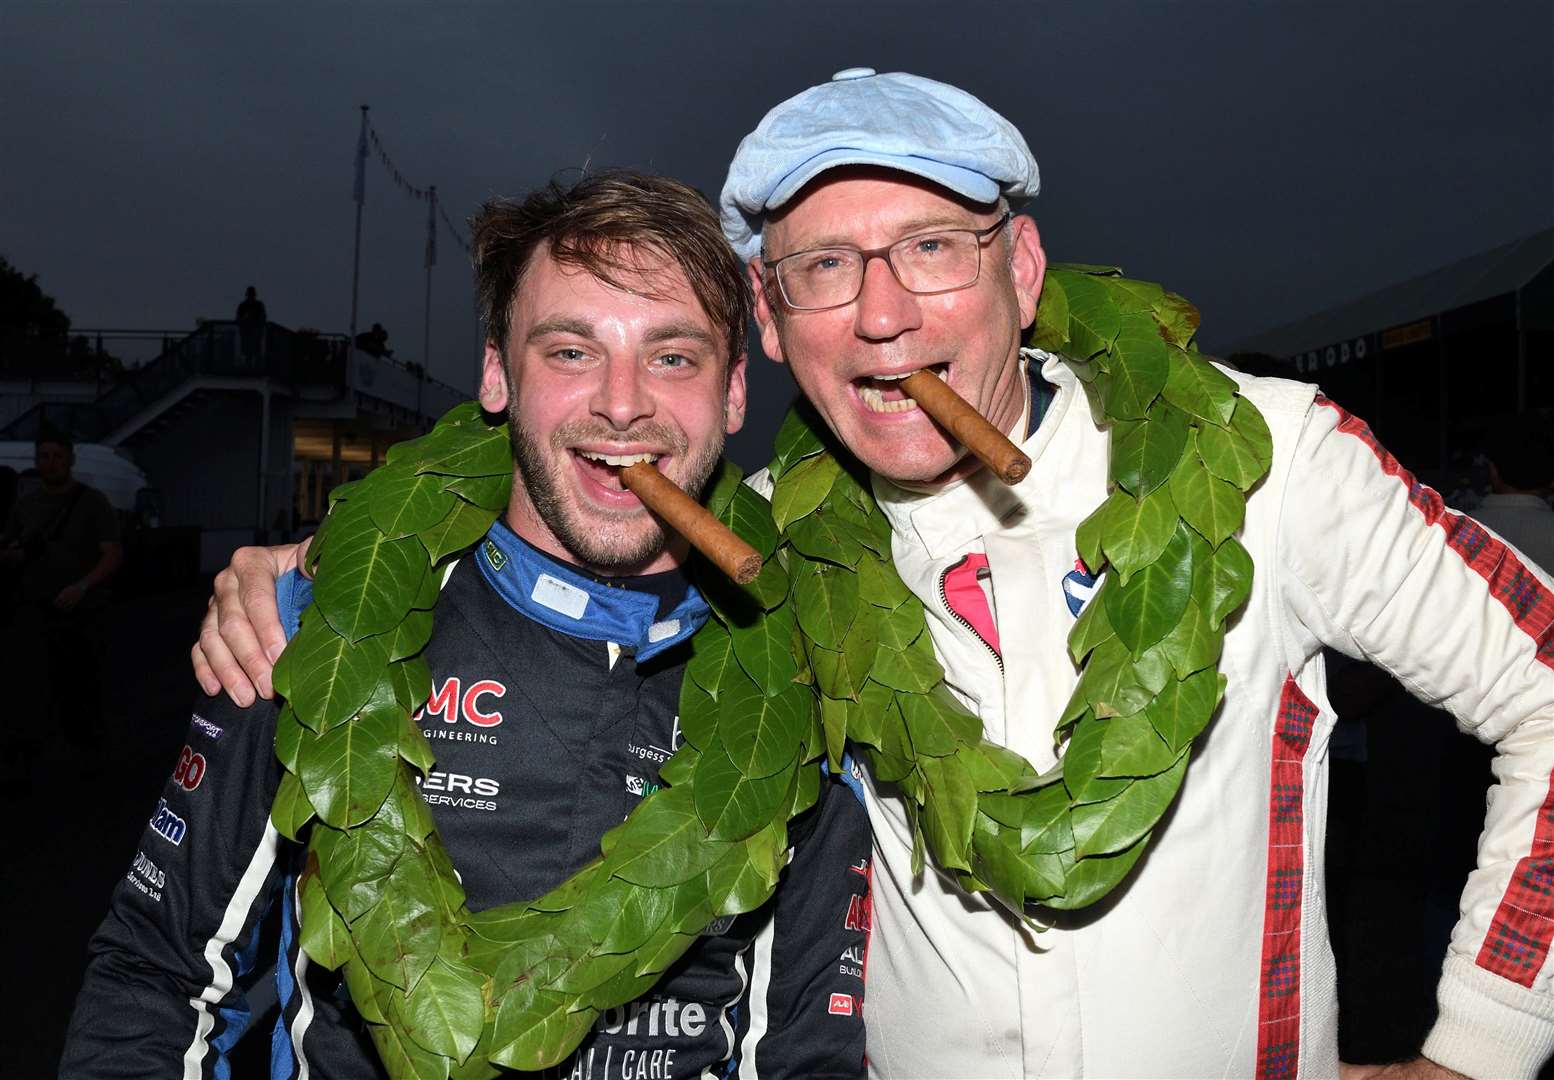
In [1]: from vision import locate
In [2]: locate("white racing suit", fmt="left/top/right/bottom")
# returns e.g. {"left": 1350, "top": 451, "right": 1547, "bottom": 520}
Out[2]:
{"left": 855, "top": 353, "right": 1554, "bottom": 1079}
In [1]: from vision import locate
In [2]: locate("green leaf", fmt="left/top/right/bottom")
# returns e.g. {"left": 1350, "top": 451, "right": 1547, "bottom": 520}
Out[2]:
{"left": 717, "top": 678, "right": 810, "bottom": 779}
{"left": 600, "top": 786, "right": 732, "bottom": 887}
{"left": 868, "top": 628, "right": 943, "bottom": 694}
{"left": 1191, "top": 536, "right": 1253, "bottom": 629}
{"left": 1027, "top": 272, "right": 1070, "bottom": 353}
{"left": 1097, "top": 485, "right": 1176, "bottom": 582}
{"left": 272, "top": 769, "right": 316, "bottom": 839}
{"left": 1067, "top": 581, "right": 1116, "bottom": 663}
{"left": 277, "top": 617, "right": 392, "bottom": 731}
{"left": 692, "top": 736, "right": 797, "bottom": 842}
{"left": 420, "top": 498, "right": 498, "bottom": 563}
{"left": 1071, "top": 750, "right": 1188, "bottom": 857}
{"left": 574, "top": 877, "right": 675, "bottom": 956}
{"left": 847, "top": 678, "right": 895, "bottom": 749}
{"left": 792, "top": 560, "right": 859, "bottom": 649}
{"left": 395, "top": 956, "right": 487, "bottom": 1063}
{"left": 1101, "top": 325, "right": 1170, "bottom": 420}
{"left": 297, "top": 854, "right": 353, "bottom": 970}
{"left": 391, "top": 606, "right": 437, "bottom": 662}
{"left": 1111, "top": 404, "right": 1189, "bottom": 498}
{"left": 686, "top": 622, "right": 737, "bottom": 701}
{"left": 1157, "top": 598, "right": 1222, "bottom": 679}
{"left": 1076, "top": 636, "right": 1170, "bottom": 719}
{"left": 442, "top": 471, "right": 511, "bottom": 511}
{"left": 676, "top": 678, "right": 717, "bottom": 751}
{"left": 704, "top": 822, "right": 785, "bottom": 917}
{"left": 1102, "top": 523, "right": 1193, "bottom": 657}
{"left": 1161, "top": 349, "right": 1237, "bottom": 427}
{"left": 919, "top": 756, "right": 976, "bottom": 873}
{"left": 954, "top": 739, "right": 1036, "bottom": 793}
{"left": 368, "top": 1016, "right": 454, "bottom": 1080}
{"left": 1074, "top": 499, "right": 1107, "bottom": 574}
{"left": 355, "top": 849, "right": 443, "bottom": 992}
{"left": 1062, "top": 714, "right": 1129, "bottom": 804}
{"left": 770, "top": 452, "right": 842, "bottom": 531}
{"left": 768, "top": 406, "right": 827, "bottom": 480}
{"left": 412, "top": 424, "right": 513, "bottom": 478}
{"left": 1145, "top": 667, "right": 1221, "bottom": 752}
{"left": 1196, "top": 403, "right": 1268, "bottom": 492}
{"left": 370, "top": 464, "right": 461, "bottom": 540}
{"left": 857, "top": 553, "right": 913, "bottom": 609}
{"left": 1044, "top": 831, "right": 1150, "bottom": 911}
{"left": 722, "top": 484, "right": 780, "bottom": 560}
{"left": 489, "top": 981, "right": 593, "bottom": 1072}
{"left": 786, "top": 506, "right": 866, "bottom": 567}
{"left": 1060, "top": 271, "right": 1124, "bottom": 359}
{"left": 701, "top": 457, "right": 745, "bottom": 521}
{"left": 399, "top": 711, "right": 437, "bottom": 776}
{"left": 343, "top": 954, "right": 393, "bottom": 1025}
{"left": 1098, "top": 711, "right": 1179, "bottom": 778}
{"left": 898, "top": 683, "right": 981, "bottom": 757}
{"left": 1019, "top": 781, "right": 1075, "bottom": 854}
{"left": 728, "top": 603, "right": 799, "bottom": 695}
{"left": 1152, "top": 292, "right": 1201, "bottom": 348}
{"left": 1230, "top": 396, "right": 1273, "bottom": 473}
{"left": 311, "top": 812, "right": 406, "bottom": 921}
{"left": 297, "top": 706, "right": 400, "bottom": 828}
{"left": 313, "top": 518, "right": 430, "bottom": 643}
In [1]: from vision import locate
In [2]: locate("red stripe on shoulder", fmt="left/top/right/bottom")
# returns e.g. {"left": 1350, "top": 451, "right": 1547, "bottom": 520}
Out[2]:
{"left": 1316, "top": 395, "right": 1554, "bottom": 987}
{"left": 1314, "top": 396, "right": 1553, "bottom": 669}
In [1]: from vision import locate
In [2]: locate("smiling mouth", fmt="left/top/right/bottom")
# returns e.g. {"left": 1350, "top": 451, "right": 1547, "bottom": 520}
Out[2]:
{"left": 855, "top": 365, "right": 947, "bottom": 414}
{"left": 571, "top": 449, "right": 663, "bottom": 493}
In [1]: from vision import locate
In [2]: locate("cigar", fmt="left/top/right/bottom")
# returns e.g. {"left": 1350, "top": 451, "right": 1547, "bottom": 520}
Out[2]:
{"left": 900, "top": 370, "right": 1031, "bottom": 485}
{"left": 620, "top": 462, "right": 764, "bottom": 584}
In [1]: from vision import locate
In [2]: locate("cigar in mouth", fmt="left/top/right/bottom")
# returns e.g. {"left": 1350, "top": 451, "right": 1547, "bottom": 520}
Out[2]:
{"left": 899, "top": 370, "right": 1031, "bottom": 485}
{"left": 620, "top": 461, "right": 764, "bottom": 585}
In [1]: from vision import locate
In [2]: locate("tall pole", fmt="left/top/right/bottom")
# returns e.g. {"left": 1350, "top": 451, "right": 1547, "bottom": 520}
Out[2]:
{"left": 422, "top": 185, "right": 436, "bottom": 426}
{"left": 349, "top": 104, "right": 369, "bottom": 385}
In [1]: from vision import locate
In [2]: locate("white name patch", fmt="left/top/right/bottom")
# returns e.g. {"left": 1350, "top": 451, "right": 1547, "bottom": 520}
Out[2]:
{"left": 531, "top": 573, "right": 590, "bottom": 620}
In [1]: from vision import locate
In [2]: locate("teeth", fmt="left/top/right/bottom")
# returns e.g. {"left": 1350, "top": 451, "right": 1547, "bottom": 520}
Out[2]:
{"left": 873, "top": 371, "right": 912, "bottom": 382}
{"left": 577, "top": 451, "right": 658, "bottom": 466}
{"left": 858, "top": 385, "right": 921, "bottom": 413}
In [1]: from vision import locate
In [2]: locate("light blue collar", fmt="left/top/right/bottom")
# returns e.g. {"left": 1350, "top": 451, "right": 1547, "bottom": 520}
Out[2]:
{"left": 476, "top": 519, "right": 709, "bottom": 662}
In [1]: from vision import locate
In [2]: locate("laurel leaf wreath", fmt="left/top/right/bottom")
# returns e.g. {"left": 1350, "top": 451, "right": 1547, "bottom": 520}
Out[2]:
{"left": 269, "top": 264, "right": 1271, "bottom": 1076}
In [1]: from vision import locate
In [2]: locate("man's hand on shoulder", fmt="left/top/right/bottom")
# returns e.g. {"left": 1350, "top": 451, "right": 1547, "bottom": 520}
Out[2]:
{"left": 1340, "top": 1058, "right": 1469, "bottom": 1080}
{"left": 192, "top": 537, "right": 310, "bottom": 706}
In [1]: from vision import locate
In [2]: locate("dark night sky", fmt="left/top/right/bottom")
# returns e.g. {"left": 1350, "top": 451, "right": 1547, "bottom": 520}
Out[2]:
{"left": 3, "top": 1, "right": 1549, "bottom": 465}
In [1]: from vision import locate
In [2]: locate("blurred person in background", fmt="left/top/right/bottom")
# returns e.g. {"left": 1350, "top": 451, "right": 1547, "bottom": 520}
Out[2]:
{"left": 1475, "top": 412, "right": 1554, "bottom": 573}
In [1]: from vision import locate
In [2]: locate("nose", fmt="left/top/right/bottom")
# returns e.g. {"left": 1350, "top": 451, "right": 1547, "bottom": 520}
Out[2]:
{"left": 853, "top": 252, "right": 922, "bottom": 341}
{"left": 589, "top": 354, "right": 655, "bottom": 430}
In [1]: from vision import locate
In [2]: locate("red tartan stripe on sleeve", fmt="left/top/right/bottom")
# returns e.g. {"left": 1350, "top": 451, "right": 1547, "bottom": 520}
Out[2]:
{"left": 1316, "top": 395, "right": 1554, "bottom": 988}
{"left": 1256, "top": 674, "right": 1319, "bottom": 1080}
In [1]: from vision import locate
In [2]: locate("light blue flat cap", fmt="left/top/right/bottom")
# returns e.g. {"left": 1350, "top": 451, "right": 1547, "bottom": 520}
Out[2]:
{"left": 720, "top": 68, "right": 1040, "bottom": 262}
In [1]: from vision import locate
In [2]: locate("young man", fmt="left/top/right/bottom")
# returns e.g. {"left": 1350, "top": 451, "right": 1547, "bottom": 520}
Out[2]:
{"left": 195, "top": 73, "right": 1554, "bottom": 1078}
{"left": 64, "top": 172, "right": 869, "bottom": 1079}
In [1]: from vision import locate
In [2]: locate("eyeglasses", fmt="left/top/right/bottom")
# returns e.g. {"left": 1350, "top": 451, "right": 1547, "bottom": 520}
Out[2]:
{"left": 765, "top": 212, "right": 1011, "bottom": 311}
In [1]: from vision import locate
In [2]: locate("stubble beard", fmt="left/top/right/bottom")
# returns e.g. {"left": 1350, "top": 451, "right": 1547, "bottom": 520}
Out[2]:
{"left": 508, "top": 412, "right": 723, "bottom": 573}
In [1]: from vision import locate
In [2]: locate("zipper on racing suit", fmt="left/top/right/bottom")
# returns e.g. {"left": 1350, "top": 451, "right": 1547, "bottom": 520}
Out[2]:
{"left": 937, "top": 553, "right": 1004, "bottom": 675}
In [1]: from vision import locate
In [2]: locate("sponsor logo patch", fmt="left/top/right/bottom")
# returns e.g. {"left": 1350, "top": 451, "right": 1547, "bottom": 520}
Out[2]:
{"left": 415, "top": 770, "right": 501, "bottom": 811}
{"left": 190, "top": 713, "right": 224, "bottom": 741}
{"left": 150, "top": 798, "right": 187, "bottom": 846}
{"left": 417, "top": 676, "right": 506, "bottom": 736}
{"left": 1062, "top": 558, "right": 1099, "bottom": 617}
{"left": 173, "top": 745, "right": 207, "bottom": 791}
{"left": 828, "top": 993, "right": 856, "bottom": 1017}
{"left": 126, "top": 849, "right": 165, "bottom": 902}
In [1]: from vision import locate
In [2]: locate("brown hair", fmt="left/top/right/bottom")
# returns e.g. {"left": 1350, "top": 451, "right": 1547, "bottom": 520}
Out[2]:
{"left": 473, "top": 170, "right": 749, "bottom": 364}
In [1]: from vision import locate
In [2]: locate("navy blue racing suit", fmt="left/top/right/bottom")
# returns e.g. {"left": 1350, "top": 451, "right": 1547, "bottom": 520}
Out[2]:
{"left": 62, "top": 521, "right": 871, "bottom": 1078}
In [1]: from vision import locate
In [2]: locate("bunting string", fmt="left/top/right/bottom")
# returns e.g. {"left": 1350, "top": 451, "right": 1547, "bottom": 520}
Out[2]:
{"left": 367, "top": 127, "right": 472, "bottom": 258}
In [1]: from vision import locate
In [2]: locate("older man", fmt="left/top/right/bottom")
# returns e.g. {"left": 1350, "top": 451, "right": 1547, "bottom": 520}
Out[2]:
{"left": 195, "top": 72, "right": 1554, "bottom": 1079}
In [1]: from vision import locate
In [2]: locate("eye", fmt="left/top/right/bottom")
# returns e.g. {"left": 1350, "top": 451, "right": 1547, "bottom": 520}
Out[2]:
{"left": 654, "top": 352, "right": 693, "bottom": 370}
{"left": 800, "top": 250, "right": 852, "bottom": 274}
{"left": 552, "top": 347, "right": 589, "bottom": 363}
